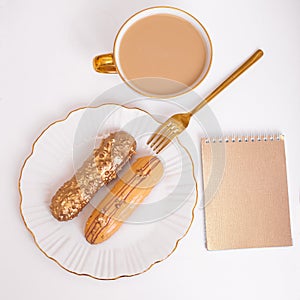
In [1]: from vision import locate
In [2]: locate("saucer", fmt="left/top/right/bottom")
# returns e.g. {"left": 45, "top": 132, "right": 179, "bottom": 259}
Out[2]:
{"left": 19, "top": 104, "right": 198, "bottom": 279}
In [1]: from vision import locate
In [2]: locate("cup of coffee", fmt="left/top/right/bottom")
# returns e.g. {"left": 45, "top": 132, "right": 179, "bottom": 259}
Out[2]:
{"left": 93, "top": 6, "right": 212, "bottom": 98}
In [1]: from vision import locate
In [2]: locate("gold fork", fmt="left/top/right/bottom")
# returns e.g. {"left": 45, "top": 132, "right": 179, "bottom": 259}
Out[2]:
{"left": 147, "top": 49, "right": 264, "bottom": 154}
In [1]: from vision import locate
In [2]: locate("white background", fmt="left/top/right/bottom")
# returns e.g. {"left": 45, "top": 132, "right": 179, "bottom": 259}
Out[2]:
{"left": 1, "top": 0, "right": 300, "bottom": 299}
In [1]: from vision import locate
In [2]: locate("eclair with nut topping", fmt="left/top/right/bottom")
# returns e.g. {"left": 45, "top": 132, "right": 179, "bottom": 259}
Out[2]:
{"left": 50, "top": 131, "right": 136, "bottom": 221}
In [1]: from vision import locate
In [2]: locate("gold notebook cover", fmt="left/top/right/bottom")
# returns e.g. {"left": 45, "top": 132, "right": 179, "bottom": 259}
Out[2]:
{"left": 201, "top": 135, "right": 292, "bottom": 250}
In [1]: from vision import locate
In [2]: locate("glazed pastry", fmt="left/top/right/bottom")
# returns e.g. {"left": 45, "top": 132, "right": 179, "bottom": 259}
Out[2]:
{"left": 85, "top": 155, "right": 164, "bottom": 244}
{"left": 50, "top": 131, "right": 136, "bottom": 221}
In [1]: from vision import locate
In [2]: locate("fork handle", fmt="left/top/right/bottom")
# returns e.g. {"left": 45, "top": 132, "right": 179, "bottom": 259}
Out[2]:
{"left": 190, "top": 49, "right": 264, "bottom": 116}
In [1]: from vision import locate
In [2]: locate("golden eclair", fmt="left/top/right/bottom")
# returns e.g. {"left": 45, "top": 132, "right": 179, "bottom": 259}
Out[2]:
{"left": 50, "top": 131, "right": 136, "bottom": 221}
{"left": 85, "top": 155, "right": 164, "bottom": 244}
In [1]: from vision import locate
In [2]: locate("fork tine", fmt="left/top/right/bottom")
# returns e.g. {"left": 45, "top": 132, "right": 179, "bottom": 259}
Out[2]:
{"left": 155, "top": 137, "right": 172, "bottom": 154}
{"left": 152, "top": 127, "right": 175, "bottom": 153}
{"left": 155, "top": 129, "right": 178, "bottom": 153}
{"left": 148, "top": 124, "right": 170, "bottom": 148}
{"left": 151, "top": 134, "right": 168, "bottom": 151}
{"left": 149, "top": 133, "right": 166, "bottom": 151}
{"left": 151, "top": 124, "right": 173, "bottom": 150}
{"left": 152, "top": 135, "right": 168, "bottom": 153}
{"left": 146, "top": 129, "right": 159, "bottom": 145}
{"left": 147, "top": 123, "right": 167, "bottom": 145}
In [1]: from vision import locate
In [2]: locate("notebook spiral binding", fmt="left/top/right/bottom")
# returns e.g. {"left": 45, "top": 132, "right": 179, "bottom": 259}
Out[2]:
{"left": 204, "top": 134, "right": 284, "bottom": 144}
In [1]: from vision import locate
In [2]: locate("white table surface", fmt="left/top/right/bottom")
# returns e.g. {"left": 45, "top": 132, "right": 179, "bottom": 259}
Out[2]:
{"left": 1, "top": 0, "right": 300, "bottom": 299}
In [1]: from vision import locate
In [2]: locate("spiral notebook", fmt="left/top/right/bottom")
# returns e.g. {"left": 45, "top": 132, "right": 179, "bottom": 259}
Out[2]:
{"left": 201, "top": 134, "right": 292, "bottom": 250}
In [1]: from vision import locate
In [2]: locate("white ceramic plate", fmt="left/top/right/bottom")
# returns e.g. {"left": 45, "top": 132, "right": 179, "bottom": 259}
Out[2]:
{"left": 19, "top": 104, "right": 197, "bottom": 279}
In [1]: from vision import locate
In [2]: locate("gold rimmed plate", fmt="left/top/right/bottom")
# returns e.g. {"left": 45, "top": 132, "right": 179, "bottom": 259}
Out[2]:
{"left": 19, "top": 104, "right": 198, "bottom": 280}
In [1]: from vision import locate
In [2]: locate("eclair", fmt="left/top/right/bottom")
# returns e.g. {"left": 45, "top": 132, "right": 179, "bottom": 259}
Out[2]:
{"left": 85, "top": 155, "right": 164, "bottom": 244}
{"left": 50, "top": 131, "right": 136, "bottom": 221}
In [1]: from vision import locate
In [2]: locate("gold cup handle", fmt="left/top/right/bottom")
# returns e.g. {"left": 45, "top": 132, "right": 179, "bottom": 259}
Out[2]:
{"left": 93, "top": 53, "right": 117, "bottom": 74}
